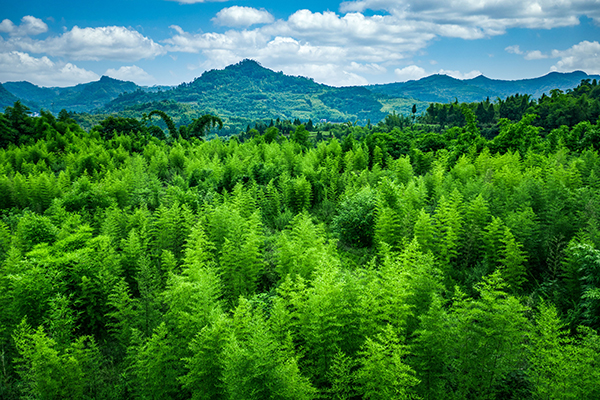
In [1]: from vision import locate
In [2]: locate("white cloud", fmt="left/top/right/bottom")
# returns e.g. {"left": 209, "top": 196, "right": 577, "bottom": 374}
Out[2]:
{"left": 276, "top": 10, "right": 433, "bottom": 51}
{"left": 347, "top": 62, "right": 387, "bottom": 74}
{"left": 394, "top": 65, "right": 427, "bottom": 81}
{"left": 105, "top": 65, "right": 156, "bottom": 84}
{"left": 524, "top": 50, "right": 547, "bottom": 60}
{"left": 505, "top": 45, "right": 523, "bottom": 55}
{"left": 508, "top": 40, "right": 599, "bottom": 72}
{"left": 0, "top": 16, "right": 48, "bottom": 37}
{"left": 550, "top": 40, "right": 600, "bottom": 74}
{"left": 0, "top": 51, "right": 99, "bottom": 86}
{"left": 163, "top": 10, "right": 436, "bottom": 85}
{"left": 437, "top": 69, "right": 482, "bottom": 79}
{"left": 9, "top": 25, "right": 165, "bottom": 61}
{"left": 159, "top": 2, "right": 600, "bottom": 87}
{"left": 339, "top": 0, "right": 600, "bottom": 34}
{"left": 284, "top": 63, "right": 370, "bottom": 86}
{"left": 213, "top": 6, "right": 274, "bottom": 27}
{"left": 0, "top": 20, "right": 16, "bottom": 34}
{"left": 506, "top": 45, "right": 548, "bottom": 59}
{"left": 506, "top": 44, "right": 551, "bottom": 60}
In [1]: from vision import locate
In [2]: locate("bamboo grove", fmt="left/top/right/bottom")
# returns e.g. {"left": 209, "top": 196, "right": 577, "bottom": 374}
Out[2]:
{"left": 0, "top": 83, "right": 600, "bottom": 399}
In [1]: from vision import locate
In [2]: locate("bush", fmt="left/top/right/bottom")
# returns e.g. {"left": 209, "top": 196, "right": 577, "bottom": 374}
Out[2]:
{"left": 332, "top": 188, "right": 376, "bottom": 248}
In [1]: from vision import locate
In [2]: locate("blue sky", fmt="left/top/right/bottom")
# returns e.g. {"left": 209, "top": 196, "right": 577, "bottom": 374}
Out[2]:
{"left": 1, "top": 0, "right": 599, "bottom": 87}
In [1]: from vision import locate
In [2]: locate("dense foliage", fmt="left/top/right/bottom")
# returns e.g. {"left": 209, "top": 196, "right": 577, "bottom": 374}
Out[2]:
{"left": 1, "top": 82, "right": 600, "bottom": 399}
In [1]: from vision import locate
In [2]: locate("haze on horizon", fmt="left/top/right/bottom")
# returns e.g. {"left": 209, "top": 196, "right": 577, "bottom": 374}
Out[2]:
{"left": 1, "top": 0, "right": 599, "bottom": 88}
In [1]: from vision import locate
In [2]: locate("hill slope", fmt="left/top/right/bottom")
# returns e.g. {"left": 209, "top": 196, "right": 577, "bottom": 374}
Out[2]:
{"left": 368, "top": 70, "right": 600, "bottom": 103}
{"left": 3, "top": 76, "right": 141, "bottom": 113}
{"left": 0, "top": 83, "right": 19, "bottom": 109}
{"left": 102, "top": 59, "right": 391, "bottom": 125}
{"left": 3, "top": 60, "right": 598, "bottom": 131}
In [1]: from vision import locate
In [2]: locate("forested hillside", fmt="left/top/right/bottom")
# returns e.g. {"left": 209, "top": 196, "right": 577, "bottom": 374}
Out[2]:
{"left": 368, "top": 70, "right": 600, "bottom": 103}
{"left": 4, "top": 60, "right": 598, "bottom": 136}
{"left": 0, "top": 84, "right": 18, "bottom": 109}
{"left": 2, "top": 77, "right": 145, "bottom": 114}
{"left": 100, "top": 60, "right": 393, "bottom": 128}
{"left": 1, "top": 79, "right": 600, "bottom": 399}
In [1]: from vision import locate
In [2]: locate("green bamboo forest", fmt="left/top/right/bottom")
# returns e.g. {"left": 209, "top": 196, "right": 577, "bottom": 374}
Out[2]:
{"left": 1, "top": 78, "right": 600, "bottom": 399}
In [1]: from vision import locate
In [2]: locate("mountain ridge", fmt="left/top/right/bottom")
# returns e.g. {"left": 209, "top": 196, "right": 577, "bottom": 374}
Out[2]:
{"left": 99, "top": 59, "right": 391, "bottom": 126}
{"left": 2, "top": 60, "right": 598, "bottom": 131}
{"left": 368, "top": 70, "right": 599, "bottom": 103}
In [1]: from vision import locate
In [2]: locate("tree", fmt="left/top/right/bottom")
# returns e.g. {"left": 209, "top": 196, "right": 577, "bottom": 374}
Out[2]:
{"left": 492, "top": 114, "right": 542, "bottom": 154}
{"left": 276, "top": 213, "right": 333, "bottom": 280}
{"left": 0, "top": 112, "right": 18, "bottom": 148}
{"left": 128, "top": 323, "right": 182, "bottom": 400}
{"left": 220, "top": 299, "right": 315, "bottom": 400}
{"left": 181, "top": 312, "right": 230, "bottom": 400}
{"left": 187, "top": 114, "right": 223, "bottom": 139}
{"left": 292, "top": 124, "right": 310, "bottom": 148}
{"left": 499, "top": 228, "right": 528, "bottom": 293}
{"left": 263, "top": 126, "right": 279, "bottom": 143}
{"left": 13, "top": 320, "right": 101, "bottom": 400}
{"left": 355, "top": 325, "right": 419, "bottom": 400}
{"left": 218, "top": 212, "right": 264, "bottom": 305}
{"left": 528, "top": 303, "right": 600, "bottom": 399}
{"left": 434, "top": 192, "right": 463, "bottom": 277}
{"left": 4, "top": 100, "right": 34, "bottom": 144}
{"left": 414, "top": 209, "right": 435, "bottom": 255}
{"left": 332, "top": 188, "right": 377, "bottom": 248}
{"left": 450, "top": 272, "right": 529, "bottom": 399}
{"left": 148, "top": 110, "right": 178, "bottom": 139}
{"left": 94, "top": 115, "right": 145, "bottom": 139}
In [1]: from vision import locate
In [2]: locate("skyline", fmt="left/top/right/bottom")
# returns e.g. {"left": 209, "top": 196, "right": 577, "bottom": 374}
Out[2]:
{"left": 1, "top": 0, "right": 599, "bottom": 88}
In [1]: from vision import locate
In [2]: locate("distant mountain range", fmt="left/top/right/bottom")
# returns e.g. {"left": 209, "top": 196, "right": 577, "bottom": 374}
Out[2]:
{"left": 2, "top": 60, "right": 598, "bottom": 129}
{"left": 0, "top": 77, "right": 172, "bottom": 113}
{"left": 368, "top": 70, "right": 600, "bottom": 103}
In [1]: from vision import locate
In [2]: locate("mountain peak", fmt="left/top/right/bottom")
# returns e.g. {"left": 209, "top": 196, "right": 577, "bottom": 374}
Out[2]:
{"left": 225, "top": 59, "right": 271, "bottom": 75}
{"left": 230, "top": 59, "right": 263, "bottom": 69}
{"left": 98, "top": 75, "right": 124, "bottom": 83}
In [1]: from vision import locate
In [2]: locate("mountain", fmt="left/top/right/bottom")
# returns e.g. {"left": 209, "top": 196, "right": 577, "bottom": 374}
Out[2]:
{"left": 101, "top": 59, "right": 392, "bottom": 126}
{"left": 463, "top": 71, "right": 596, "bottom": 100}
{"left": 3, "top": 76, "right": 141, "bottom": 113}
{"left": 368, "top": 74, "right": 491, "bottom": 103}
{"left": 0, "top": 83, "right": 19, "bottom": 109}
{"left": 368, "top": 70, "right": 600, "bottom": 103}
{"left": 3, "top": 60, "right": 598, "bottom": 131}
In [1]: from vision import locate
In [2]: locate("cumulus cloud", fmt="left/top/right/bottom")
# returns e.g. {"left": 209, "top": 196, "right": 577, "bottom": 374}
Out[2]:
{"left": 105, "top": 65, "right": 156, "bottom": 84}
{"left": 0, "top": 51, "right": 99, "bottom": 86}
{"left": 164, "top": 9, "right": 436, "bottom": 85}
{"left": 550, "top": 40, "right": 600, "bottom": 74}
{"left": 505, "top": 45, "right": 523, "bottom": 54}
{"left": 339, "top": 0, "right": 600, "bottom": 34}
{"left": 213, "top": 6, "right": 274, "bottom": 27}
{"left": 160, "top": 2, "right": 600, "bottom": 86}
{"left": 276, "top": 10, "right": 434, "bottom": 51}
{"left": 167, "top": 8, "right": 500, "bottom": 85}
{"left": 7, "top": 25, "right": 165, "bottom": 61}
{"left": 524, "top": 50, "right": 547, "bottom": 60}
{"left": 394, "top": 65, "right": 427, "bottom": 81}
{"left": 347, "top": 62, "right": 387, "bottom": 74}
{"left": 437, "top": 69, "right": 482, "bottom": 79}
{"left": 283, "top": 63, "right": 370, "bottom": 86}
{"left": 0, "top": 16, "right": 48, "bottom": 37}
{"left": 506, "top": 45, "right": 548, "bottom": 59}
